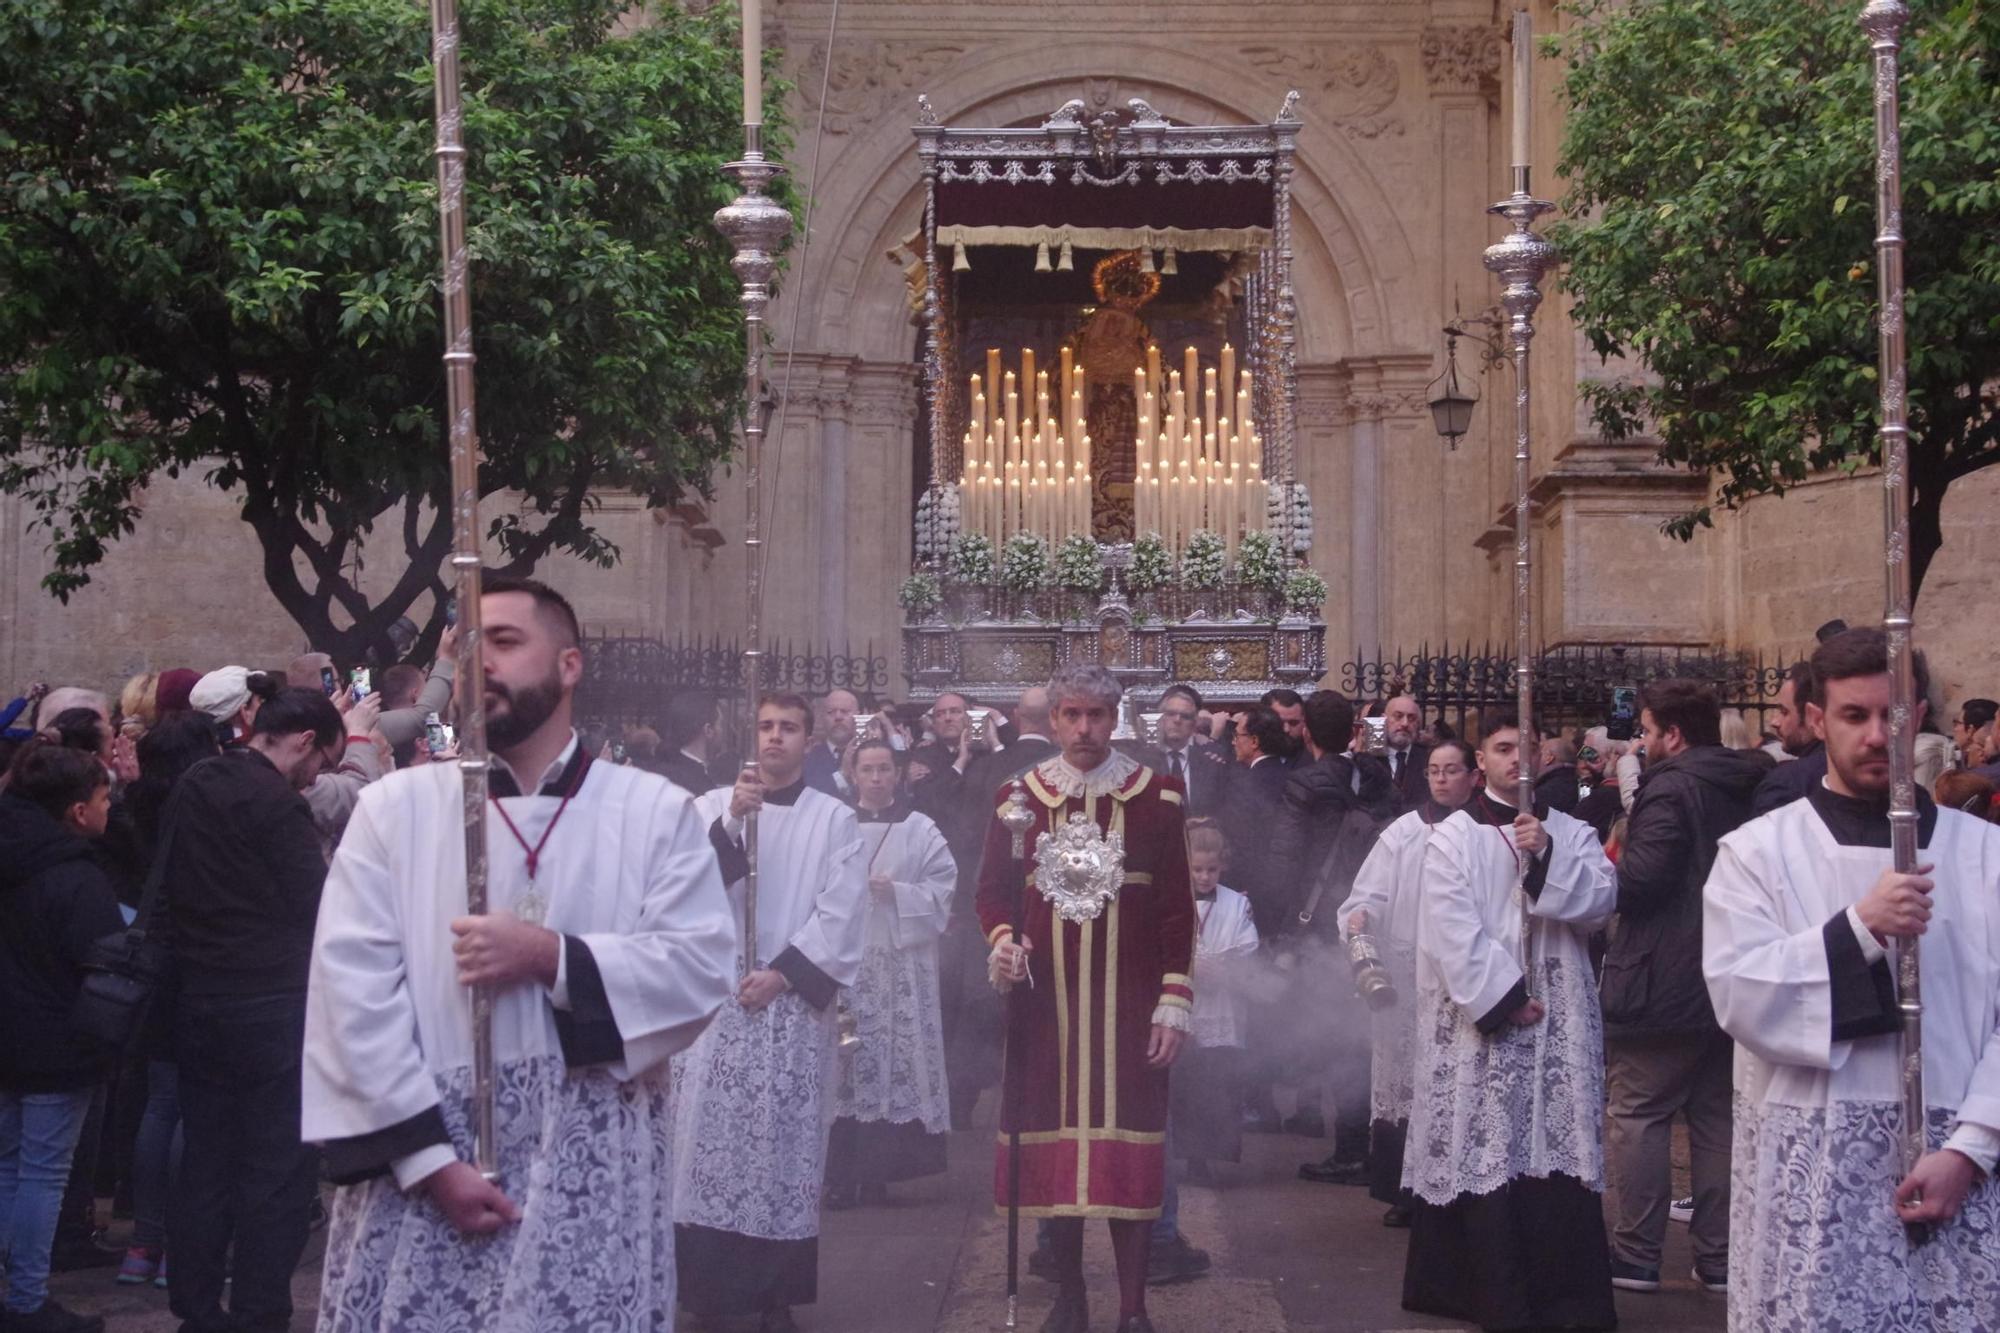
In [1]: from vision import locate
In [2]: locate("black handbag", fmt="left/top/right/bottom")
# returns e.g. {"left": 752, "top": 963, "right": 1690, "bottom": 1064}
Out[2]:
{"left": 70, "top": 791, "right": 184, "bottom": 1049}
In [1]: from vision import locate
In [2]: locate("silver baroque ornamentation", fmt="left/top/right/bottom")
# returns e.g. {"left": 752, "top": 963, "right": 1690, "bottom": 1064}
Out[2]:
{"left": 1035, "top": 813, "right": 1126, "bottom": 924}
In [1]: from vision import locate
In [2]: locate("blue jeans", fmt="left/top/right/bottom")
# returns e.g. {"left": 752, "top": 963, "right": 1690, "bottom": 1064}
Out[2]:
{"left": 0, "top": 1087, "right": 96, "bottom": 1313}
{"left": 131, "top": 1061, "right": 182, "bottom": 1251}
{"left": 1151, "top": 1117, "right": 1181, "bottom": 1244}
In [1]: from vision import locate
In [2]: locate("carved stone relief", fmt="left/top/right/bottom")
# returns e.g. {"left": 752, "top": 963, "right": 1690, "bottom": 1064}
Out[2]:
{"left": 1419, "top": 25, "right": 1504, "bottom": 97}
{"left": 796, "top": 42, "right": 970, "bottom": 134}
{"left": 1240, "top": 44, "right": 1403, "bottom": 138}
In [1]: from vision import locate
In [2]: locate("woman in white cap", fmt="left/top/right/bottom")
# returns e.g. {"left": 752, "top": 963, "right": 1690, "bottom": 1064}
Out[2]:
{"left": 188, "top": 667, "right": 278, "bottom": 745}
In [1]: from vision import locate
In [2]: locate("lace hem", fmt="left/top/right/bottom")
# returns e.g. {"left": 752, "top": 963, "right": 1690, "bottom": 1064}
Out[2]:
{"left": 671, "top": 992, "right": 836, "bottom": 1240}
{"left": 1404, "top": 954, "right": 1605, "bottom": 1204}
{"left": 1369, "top": 941, "right": 1418, "bottom": 1125}
{"left": 1730, "top": 1097, "right": 2000, "bottom": 1332}
{"left": 316, "top": 1057, "right": 676, "bottom": 1332}
{"left": 833, "top": 944, "right": 950, "bottom": 1131}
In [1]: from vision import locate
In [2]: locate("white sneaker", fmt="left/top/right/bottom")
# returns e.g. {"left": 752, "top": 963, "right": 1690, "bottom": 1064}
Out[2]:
{"left": 1669, "top": 1195, "right": 1694, "bottom": 1224}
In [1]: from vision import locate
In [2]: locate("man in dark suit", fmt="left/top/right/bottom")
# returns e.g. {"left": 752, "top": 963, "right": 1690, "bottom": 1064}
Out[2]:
{"left": 801, "top": 688, "right": 858, "bottom": 796}
{"left": 1751, "top": 660, "right": 1827, "bottom": 816}
{"left": 1379, "top": 693, "right": 1430, "bottom": 811}
{"left": 656, "top": 691, "right": 719, "bottom": 796}
{"left": 1218, "top": 705, "right": 1294, "bottom": 936}
{"left": 1154, "top": 683, "right": 1231, "bottom": 819}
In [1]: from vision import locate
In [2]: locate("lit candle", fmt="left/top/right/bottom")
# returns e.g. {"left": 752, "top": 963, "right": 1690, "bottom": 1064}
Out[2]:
{"left": 1219, "top": 343, "right": 1235, "bottom": 403}
{"left": 1003, "top": 373, "right": 1018, "bottom": 457}
{"left": 987, "top": 349, "right": 1003, "bottom": 405}
{"left": 742, "top": 0, "right": 762, "bottom": 126}
{"left": 1184, "top": 347, "right": 1199, "bottom": 407}
{"left": 1146, "top": 344, "right": 1162, "bottom": 405}
{"left": 1512, "top": 8, "right": 1532, "bottom": 170}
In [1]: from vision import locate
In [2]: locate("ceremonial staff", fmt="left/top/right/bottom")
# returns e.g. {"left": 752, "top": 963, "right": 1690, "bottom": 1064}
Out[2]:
{"left": 1484, "top": 8, "right": 1559, "bottom": 999}
{"left": 998, "top": 784, "right": 1037, "bottom": 1332}
{"left": 1860, "top": 0, "right": 1928, "bottom": 1244}
{"left": 714, "top": 0, "right": 792, "bottom": 978}
{"left": 427, "top": 0, "right": 497, "bottom": 1178}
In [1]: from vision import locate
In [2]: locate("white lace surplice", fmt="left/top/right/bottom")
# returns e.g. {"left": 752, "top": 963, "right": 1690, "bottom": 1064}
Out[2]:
{"left": 318, "top": 1059, "right": 675, "bottom": 1333}
{"left": 671, "top": 991, "right": 838, "bottom": 1240}
{"left": 304, "top": 760, "right": 737, "bottom": 1333}
{"left": 834, "top": 811, "right": 956, "bottom": 1131}
{"left": 1705, "top": 801, "right": 2000, "bottom": 1331}
{"left": 1336, "top": 810, "right": 1435, "bottom": 1125}
{"left": 1190, "top": 885, "right": 1259, "bottom": 1050}
{"left": 674, "top": 784, "right": 866, "bottom": 1239}
{"left": 1403, "top": 805, "right": 1614, "bottom": 1204}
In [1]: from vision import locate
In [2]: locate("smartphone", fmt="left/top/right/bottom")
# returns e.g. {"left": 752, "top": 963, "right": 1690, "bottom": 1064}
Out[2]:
{"left": 320, "top": 665, "right": 338, "bottom": 698}
{"left": 349, "top": 667, "right": 373, "bottom": 702}
{"left": 1362, "top": 715, "right": 1389, "bottom": 755}
{"left": 443, "top": 595, "right": 458, "bottom": 630}
{"left": 1606, "top": 685, "right": 1639, "bottom": 742}
{"left": 425, "top": 713, "right": 449, "bottom": 750}
{"left": 611, "top": 741, "right": 629, "bottom": 765}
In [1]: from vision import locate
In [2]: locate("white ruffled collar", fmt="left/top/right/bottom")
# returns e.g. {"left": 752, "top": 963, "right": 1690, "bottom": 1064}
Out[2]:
{"left": 1037, "top": 749, "right": 1140, "bottom": 799}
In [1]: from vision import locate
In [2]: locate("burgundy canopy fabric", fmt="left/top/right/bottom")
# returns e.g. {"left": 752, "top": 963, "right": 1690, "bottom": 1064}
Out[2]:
{"left": 936, "top": 166, "right": 1274, "bottom": 232}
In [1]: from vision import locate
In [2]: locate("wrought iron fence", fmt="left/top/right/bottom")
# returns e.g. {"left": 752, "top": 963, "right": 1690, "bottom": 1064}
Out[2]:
{"left": 574, "top": 631, "right": 893, "bottom": 739}
{"left": 1339, "top": 642, "right": 1799, "bottom": 743}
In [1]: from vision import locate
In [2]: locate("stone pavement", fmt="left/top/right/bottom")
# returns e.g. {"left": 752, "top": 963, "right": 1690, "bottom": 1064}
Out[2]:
{"left": 53, "top": 1116, "right": 1722, "bottom": 1332}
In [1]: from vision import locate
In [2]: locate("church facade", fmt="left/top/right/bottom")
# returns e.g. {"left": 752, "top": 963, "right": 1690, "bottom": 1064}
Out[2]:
{"left": 2, "top": 0, "right": 1994, "bottom": 706}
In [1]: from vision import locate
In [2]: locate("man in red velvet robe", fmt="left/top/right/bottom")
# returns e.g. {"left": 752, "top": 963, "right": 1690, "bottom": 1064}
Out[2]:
{"left": 982, "top": 664, "right": 1195, "bottom": 1333}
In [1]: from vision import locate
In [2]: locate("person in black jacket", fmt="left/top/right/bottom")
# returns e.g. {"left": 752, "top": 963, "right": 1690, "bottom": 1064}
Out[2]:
{"left": 654, "top": 692, "right": 719, "bottom": 796}
{"left": 162, "top": 687, "right": 341, "bottom": 1333}
{"left": 1267, "top": 692, "right": 1397, "bottom": 1181}
{"left": 1751, "top": 659, "right": 1828, "bottom": 816}
{"left": 1600, "top": 679, "right": 1771, "bottom": 1295}
{"left": 0, "top": 739, "right": 122, "bottom": 1333}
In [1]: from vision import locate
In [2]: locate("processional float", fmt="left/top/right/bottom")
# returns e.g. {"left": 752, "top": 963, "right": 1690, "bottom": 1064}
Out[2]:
{"left": 899, "top": 91, "right": 1326, "bottom": 706}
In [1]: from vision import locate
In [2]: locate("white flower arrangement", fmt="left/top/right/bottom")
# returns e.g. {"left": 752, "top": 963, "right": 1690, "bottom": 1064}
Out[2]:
{"left": 1284, "top": 568, "right": 1328, "bottom": 615}
{"left": 898, "top": 572, "right": 943, "bottom": 615}
{"left": 1234, "top": 529, "right": 1285, "bottom": 592}
{"left": 914, "top": 484, "right": 961, "bottom": 564}
{"left": 1127, "top": 532, "right": 1174, "bottom": 592}
{"left": 947, "top": 532, "right": 995, "bottom": 585}
{"left": 1053, "top": 534, "right": 1106, "bottom": 592}
{"left": 999, "top": 530, "right": 1052, "bottom": 592}
{"left": 1181, "top": 529, "right": 1228, "bottom": 590}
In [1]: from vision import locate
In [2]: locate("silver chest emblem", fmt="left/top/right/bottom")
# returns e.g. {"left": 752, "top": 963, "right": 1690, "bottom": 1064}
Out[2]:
{"left": 1035, "top": 812, "right": 1126, "bottom": 923}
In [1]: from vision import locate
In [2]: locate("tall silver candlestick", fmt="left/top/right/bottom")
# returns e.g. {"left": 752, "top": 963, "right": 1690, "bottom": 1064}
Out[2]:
{"left": 1860, "top": 0, "right": 1927, "bottom": 1242}
{"left": 1484, "top": 8, "right": 1559, "bottom": 1001}
{"left": 426, "top": 0, "right": 496, "bottom": 1179}
{"left": 714, "top": 126, "right": 791, "bottom": 978}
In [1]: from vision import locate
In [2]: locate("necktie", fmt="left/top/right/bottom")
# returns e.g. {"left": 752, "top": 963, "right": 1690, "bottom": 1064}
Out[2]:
{"left": 1169, "top": 750, "right": 1184, "bottom": 781}
{"left": 1391, "top": 750, "right": 1403, "bottom": 784}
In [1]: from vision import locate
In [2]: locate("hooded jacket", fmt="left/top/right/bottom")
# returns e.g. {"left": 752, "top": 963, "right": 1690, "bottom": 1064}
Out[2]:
{"left": 1603, "top": 744, "right": 1772, "bottom": 1037}
{"left": 0, "top": 792, "right": 126, "bottom": 1091}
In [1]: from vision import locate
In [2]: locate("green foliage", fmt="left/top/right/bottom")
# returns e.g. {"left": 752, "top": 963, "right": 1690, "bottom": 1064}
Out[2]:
{"left": 0, "top": 0, "right": 788, "bottom": 658}
{"left": 1552, "top": 0, "right": 1999, "bottom": 597}
{"left": 1052, "top": 534, "right": 1105, "bottom": 592}
{"left": 946, "top": 532, "right": 995, "bottom": 585}
{"left": 1127, "top": 532, "right": 1173, "bottom": 591}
